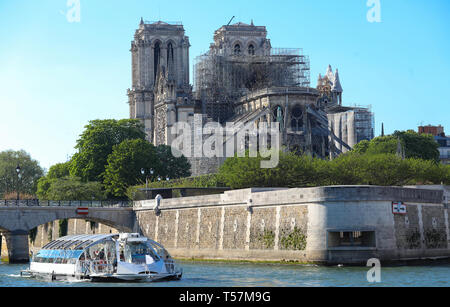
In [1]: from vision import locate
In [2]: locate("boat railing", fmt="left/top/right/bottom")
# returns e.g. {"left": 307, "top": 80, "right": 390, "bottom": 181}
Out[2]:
{"left": 79, "top": 260, "right": 115, "bottom": 275}
{"left": 78, "top": 261, "right": 91, "bottom": 275}
{"left": 90, "top": 261, "right": 115, "bottom": 274}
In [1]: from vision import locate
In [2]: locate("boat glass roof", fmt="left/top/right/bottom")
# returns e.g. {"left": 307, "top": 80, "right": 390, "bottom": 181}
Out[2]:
{"left": 42, "top": 234, "right": 118, "bottom": 250}
{"left": 35, "top": 249, "right": 84, "bottom": 259}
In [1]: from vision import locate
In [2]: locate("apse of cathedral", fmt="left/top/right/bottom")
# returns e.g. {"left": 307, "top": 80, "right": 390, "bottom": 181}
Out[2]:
{"left": 127, "top": 19, "right": 374, "bottom": 176}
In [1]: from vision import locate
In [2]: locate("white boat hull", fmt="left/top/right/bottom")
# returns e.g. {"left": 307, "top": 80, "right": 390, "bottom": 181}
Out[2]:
{"left": 23, "top": 233, "right": 183, "bottom": 283}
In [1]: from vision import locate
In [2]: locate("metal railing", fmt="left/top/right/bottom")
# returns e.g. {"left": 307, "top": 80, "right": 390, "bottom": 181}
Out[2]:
{"left": 0, "top": 200, "right": 132, "bottom": 208}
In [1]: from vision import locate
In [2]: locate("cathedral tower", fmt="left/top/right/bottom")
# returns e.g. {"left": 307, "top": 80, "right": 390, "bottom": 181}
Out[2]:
{"left": 128, "top": 20, "right": 191, "bottom": 143}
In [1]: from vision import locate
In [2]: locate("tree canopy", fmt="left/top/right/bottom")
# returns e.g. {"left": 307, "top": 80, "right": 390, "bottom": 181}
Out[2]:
{"left": 217, "top": 151, "right": 450, "bottom": 189}
{"left": 35, "top": 119, "right": 192, "bottom": 200}
{"left": 70, "top": 119, "right": 146, "bottom": 181}
{"left": 155, "top": 145, "right": 191, "bottom": 180}
{"left": 0, "top": 150, "right": 44, "bottom": 198}
{"left": 353, "top": 130, "right": 440, "bottom": 162}
{"left": 103, "top": 139, "right": 159, "bottom": 198}
{"left": 40, "top": 177, "right": 106, "bottom": 201}
{"left": 103, "top": 140, "right": 191, "bottom": 198}
{"left": 47, "top": 162, "right": 71, "bottom": 179}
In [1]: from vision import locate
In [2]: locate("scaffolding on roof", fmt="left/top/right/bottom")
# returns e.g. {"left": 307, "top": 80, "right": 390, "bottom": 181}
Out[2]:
{"left": 193, "top": 47, "right": 311, "bottom": 122}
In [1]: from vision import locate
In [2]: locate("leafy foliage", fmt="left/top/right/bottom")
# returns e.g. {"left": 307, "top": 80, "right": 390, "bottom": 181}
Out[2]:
{"left": 103, "top": 139, "right": 159, "bottom": 198}
{"left": 47, "top": 162, "right": 71, "bottom": 179}
{"left": 257, "top": 230, "right": 275, "bottom": 249}
{"left": 280, "top": 227, "right": 307, "bottom": 251}
{"left": 104, "top": 141, "right": 192, "bottom": 199}
{"left": 217, "top": 151, "right": 450, "bottom": 189}
{"left": 70, "top": 119, "right": 146, "bottom": 182}
{"left": 155, "top": 145, "right": 191, "bottom": 180}
{"left": 0, "top": 150, "right": 44, "bottom": 198}
{"left": 353, "top": 130, "right": 440, "bottom": 162}
{"left": 38, "top": 177, "right": 105, "bottom": 201}
{"left": 58, "top": 220, "right": 68, "bottom": 238}
{"left": 29, "top": 227, "right": 38, "bottom": 244}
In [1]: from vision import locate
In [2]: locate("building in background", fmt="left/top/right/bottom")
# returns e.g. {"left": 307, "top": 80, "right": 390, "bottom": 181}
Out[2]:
{"left": 128, "top": 20, "right": 375, "bottom": 175}
{"left": 418, "top": 125, "right": 445, "bottom": 137}
{"left": 327, "top": 105, "right": 375, "bottom": 154}
{"left": 419, "top": 125, "right": 450, "bottom": 165}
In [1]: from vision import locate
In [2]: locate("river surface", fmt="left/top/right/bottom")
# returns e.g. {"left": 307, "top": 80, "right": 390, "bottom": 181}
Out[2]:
{"left": 1, "top": 261, "right": 449, "bottom": 287}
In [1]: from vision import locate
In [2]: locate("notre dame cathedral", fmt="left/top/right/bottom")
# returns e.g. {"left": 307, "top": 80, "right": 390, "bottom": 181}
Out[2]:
{"left": 127, "top": 19, "right": 374, "bottom": 176}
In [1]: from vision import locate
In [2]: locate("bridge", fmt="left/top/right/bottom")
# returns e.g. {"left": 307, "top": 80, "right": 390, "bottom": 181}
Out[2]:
{"left": 0, "top": 200, "right": 137, "bottom": 263}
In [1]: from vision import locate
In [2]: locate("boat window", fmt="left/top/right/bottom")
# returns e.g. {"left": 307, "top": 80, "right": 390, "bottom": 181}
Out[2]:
{"left": 123, "top": 242, "right": 158, "bottom": 264}
{"left": 148, "top": 241, "right": 171, "bottom": 260}
{"left": 32, "top": 249, "right": 84, "bottom": 263}
{"left": 79, "top": 241, "right": 117, "bottom": 275}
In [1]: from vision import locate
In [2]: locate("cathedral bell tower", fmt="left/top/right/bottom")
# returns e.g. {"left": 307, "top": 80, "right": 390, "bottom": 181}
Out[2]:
{"left": 127, "top": 20, "right": 191, "bottom": 143}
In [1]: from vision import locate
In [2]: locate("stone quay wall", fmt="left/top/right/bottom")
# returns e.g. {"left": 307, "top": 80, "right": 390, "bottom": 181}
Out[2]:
{"left": 134, "top": 186, "right": 449, "bottom": 264}
{"left": 2, "top": 186, "right": 448, "bottom": 265}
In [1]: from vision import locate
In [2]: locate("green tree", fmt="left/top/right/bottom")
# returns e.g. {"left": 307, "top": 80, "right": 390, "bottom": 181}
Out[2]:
{"left": 70, "top": 119, "right": 146, "bottom": 182}
{"left": 0, "top": 150, "right": 44, "bottom": 198}
{"left": 155, "top": 145, "right": 191, "bottom": 180}
{"left": 47, "top": 162, "right": 71, "bottom": 179}
{"left": 36, "top": 161, "right": 72, "bottom": 200}
{"left": 103, "top": 139, "right": 160, "bottom": 198}
{"left": 45, "top": 177, "right": 105, "bottom": 201}
{"left": 361, "top": 154, "right": 413, "bottom": 186}
{"left": 36, "top": 177, "right": 53, "bottom": 200}
{"left": 352, "top": 140, "right": 370, "bottom": 154}
{"left": 353, "top": 130, "right": 440, "bottom": 162}
{"left": 328, "top": 153, "right": 366, "bottom": 185}
{"left": 218, "top": 152, "right": 270, "bottom": 189}
{"left": 393, "top": 130, "right": 440, "bottom": 162}
{"left": 217, "top": 150, "right": 449, "bottom": 189}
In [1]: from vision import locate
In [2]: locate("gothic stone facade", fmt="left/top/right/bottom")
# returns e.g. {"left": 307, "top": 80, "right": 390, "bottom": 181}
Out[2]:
{"left": 127, "top": 20, "right": 374, "bottom": 176}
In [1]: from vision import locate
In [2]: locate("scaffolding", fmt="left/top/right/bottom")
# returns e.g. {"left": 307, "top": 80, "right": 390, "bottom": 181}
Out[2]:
{"left": 193, "top": 48, "right": 311, "bottom": 122}
{"left": 327, "top": 105, "right": 375, "bottom": 153}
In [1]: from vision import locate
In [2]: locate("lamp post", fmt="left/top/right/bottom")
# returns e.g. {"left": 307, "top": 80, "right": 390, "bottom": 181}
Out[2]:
{"left": 141, "top": 168, "right": 155, "bottom": 199}
{"left": 15, "top": 165, "right": 21, "bottom": 201}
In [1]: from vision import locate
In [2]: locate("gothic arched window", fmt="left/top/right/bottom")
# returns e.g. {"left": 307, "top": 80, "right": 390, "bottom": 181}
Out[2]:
{"left": 154, "top": 42, "right": 161, "bottom": 79}
{"left": 291, "top": 105, "right": 303, "bottom": 131}
{"left": 234, "top": 44, "right": 241, "bottom": 55}
{"left": 167, "top": 42, "right": 174, "bottom": 78}
{"left": 248, "top": 44, "right": 255, "bottom": 56}
{"left": 167, "top": 43, "right": 174, "bottom": 66}
{"left": 273, "top": 106, "right": 284, "bottom": 131}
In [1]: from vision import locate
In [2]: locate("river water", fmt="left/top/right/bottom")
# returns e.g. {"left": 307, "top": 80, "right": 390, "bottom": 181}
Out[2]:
{"left": 1, "top": 261, "right": 449, "bottom": 287}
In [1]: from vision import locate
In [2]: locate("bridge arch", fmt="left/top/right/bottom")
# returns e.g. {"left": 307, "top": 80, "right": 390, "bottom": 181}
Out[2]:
{"left": 0, "top": 207, "right": 135, "bottom": 234}
{"left": 0, "top": 206, "right": 137, "bottom": 263}
{"left": 26, "top": 215, "right": 133, "bottom": 234}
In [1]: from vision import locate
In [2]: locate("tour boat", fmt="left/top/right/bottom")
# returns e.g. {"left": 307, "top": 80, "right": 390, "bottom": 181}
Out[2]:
{"left": 21, "top": 233, "right": 183, "bottom": 282}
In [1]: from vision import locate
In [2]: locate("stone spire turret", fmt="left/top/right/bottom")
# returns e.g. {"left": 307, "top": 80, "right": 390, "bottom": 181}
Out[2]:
{"left": 332, "top": 69, "right": 343, "bottom": 93}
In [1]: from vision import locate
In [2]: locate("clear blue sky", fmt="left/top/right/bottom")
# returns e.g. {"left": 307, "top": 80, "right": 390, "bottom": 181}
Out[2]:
{"left": 0, "top": 0, "right": 449, "bottom": 171}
